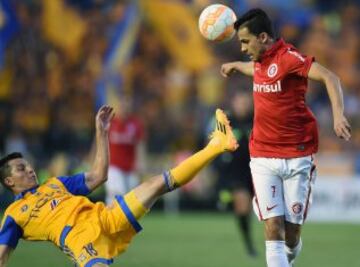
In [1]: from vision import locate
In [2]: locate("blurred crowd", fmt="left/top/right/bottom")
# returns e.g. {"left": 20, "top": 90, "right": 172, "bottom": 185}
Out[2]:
{"left": 0, "top": 0, "right": 359, "bottom": 186}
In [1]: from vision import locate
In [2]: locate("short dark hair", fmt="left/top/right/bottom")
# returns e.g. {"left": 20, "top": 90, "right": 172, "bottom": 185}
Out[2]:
{"left": 0, "top": 152, "right": 23, "bottom": 190}
{"left": 234, "top": 8, "right": 274, "bottom": 38}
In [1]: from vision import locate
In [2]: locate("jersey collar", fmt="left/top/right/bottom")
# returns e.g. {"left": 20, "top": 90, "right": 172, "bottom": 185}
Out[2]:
{"left": 14, "top": 185, "right": 39, "bottom": 201}
{"left": 260, "top": 38, "right": 285, "bottom": 61}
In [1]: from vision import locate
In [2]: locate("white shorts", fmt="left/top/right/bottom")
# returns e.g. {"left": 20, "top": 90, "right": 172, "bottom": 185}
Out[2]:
{"left": 105, "top": 166, "right": 140, "bottom": 205}
{"left": 250, "top": 155, "right": 316, "bottom": 224}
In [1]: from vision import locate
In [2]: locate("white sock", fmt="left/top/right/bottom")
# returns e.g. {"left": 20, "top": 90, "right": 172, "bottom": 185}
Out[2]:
{"left": 266, "top": 241, "right": 290, "bottom": 267}
{"left": 285, "top": 238, "right": 302, "bottom": 265}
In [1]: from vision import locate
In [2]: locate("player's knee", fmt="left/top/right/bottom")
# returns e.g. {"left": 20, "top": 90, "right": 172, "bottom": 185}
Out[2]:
{"left": 264, "top": 216, "right": 285, "bottom": 240}
{"left": 233, "top": 191, "right": 252, "bottom": 214}
{"left": 92, "top": 264, "right": 109, "bottom": 267}
{"left": 286, "top": 238, "right": 299, "bottom": 249}
{"left": 285, "top": 223, "right": 301, "bottom": 248}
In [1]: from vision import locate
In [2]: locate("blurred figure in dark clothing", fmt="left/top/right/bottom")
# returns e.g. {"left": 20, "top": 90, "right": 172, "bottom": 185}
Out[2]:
{"left": 213, "top": 90, "right": 257, "bottom": 257}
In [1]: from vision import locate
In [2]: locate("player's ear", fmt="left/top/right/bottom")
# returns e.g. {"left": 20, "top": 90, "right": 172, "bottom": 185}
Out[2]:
{"left": 4, "top": 176, "right": 15, "bottom": 188}
{"left": 258, "top": 32, "right": 268, "bottom": 44}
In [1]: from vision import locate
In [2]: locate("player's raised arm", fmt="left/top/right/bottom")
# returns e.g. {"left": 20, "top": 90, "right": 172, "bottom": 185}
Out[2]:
{"left": 220, "top": 61, "right": 254, "bottom": 77}
{"left": 0, "top": 245, "right": 12, "bottom": 267}
{"left": 308, "top": 62, "right": 351, "bottom": 141}
{"left": 85, "top": 105, "right": 114, "bottom": 191}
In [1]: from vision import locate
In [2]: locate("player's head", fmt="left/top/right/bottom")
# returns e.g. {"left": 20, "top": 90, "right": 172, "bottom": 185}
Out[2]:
{"left": 230, "top": 91, "right": 252, "bottom": 119}
{"left": 0, "top": 152, "right": 38, "bottom": 194}
{"left": 234, "top": 8, "right": 275, "bottom": 61}
{"left": 117, "top": 95, "right": 132, "bottom": 119}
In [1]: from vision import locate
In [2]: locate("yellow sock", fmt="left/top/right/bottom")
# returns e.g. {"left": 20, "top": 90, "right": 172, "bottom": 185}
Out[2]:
{"left": 167, "top": 144, "right": 222, "bottom": 189}
{"left": 124, "top": 191, "right": 149, "bottom": 220}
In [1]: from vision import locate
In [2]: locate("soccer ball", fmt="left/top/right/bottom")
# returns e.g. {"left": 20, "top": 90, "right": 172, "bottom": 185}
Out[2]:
{"left": 198, "top": 4, "right": 237, "bottom": 42}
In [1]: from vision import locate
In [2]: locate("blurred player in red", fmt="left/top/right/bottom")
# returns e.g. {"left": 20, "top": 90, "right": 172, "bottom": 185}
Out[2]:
{"left": 105, "top": 96, "right": 146, "bottom": 205}
{"left": 221, "top": 8, "right": 351, "bottom": 267}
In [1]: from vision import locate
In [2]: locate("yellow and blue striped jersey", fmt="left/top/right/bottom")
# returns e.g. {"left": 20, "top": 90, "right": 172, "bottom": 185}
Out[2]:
{"left": 0, "top": 173, "right": 92, "bottom": 248}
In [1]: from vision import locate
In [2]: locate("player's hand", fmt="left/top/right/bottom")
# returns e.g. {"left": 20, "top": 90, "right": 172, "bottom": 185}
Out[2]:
{"left": 96, "top": 105, "right": 115, "bottom": 133}
{"left": 220, "top": 63, "right": 237, "bottom": 78}
{"left": 333, "top": 114, "right": 351, "bottom": 141}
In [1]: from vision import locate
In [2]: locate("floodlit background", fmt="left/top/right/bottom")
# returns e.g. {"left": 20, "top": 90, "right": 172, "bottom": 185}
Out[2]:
{"left": 0, "top": 0, "right": 359, "bottom": 266}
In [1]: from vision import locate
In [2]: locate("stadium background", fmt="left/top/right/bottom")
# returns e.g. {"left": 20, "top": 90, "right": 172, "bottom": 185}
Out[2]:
{"left": 0, "top": 0, "right": 359, "bottom": 266}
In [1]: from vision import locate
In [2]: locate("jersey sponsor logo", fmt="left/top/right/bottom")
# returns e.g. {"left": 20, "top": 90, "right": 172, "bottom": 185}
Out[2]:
{"left": 267, "top": 63, "right": 278, "bottom": 77}
{"left": 266, "top": 204, "right": 278, "bottom": 211}
{"left": 287, "top": 49, "right": 305, "bottom": 62}
{"left": 292, "top": 202, "right": 303, "bottom": 215}
{"left": 24, "top": 189, "right": 70, "bottom": 225}
{"left": 253, "top": 80, "right": 282, "bottom": 93}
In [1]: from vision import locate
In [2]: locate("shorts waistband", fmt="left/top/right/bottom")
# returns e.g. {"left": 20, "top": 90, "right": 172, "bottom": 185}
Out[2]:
{"left": 59, "top": 225, "right": 73, "bottom": 248}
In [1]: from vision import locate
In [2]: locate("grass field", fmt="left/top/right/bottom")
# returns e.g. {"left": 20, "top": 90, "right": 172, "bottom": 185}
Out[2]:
{"left": 7, "top": 212, "right": 360, "bottom": 267}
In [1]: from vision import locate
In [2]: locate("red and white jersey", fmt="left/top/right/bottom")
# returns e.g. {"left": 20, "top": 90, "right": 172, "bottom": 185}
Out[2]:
{"left": 109, "top": 115, "right": 144, "bottom": 172}
{"left": 250, "top": 38, "right": 318, "bottom": 158}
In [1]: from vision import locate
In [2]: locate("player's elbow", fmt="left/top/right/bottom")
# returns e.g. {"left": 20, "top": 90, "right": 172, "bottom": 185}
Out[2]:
{"left": 324, "top": 70, "right": 340, "bottom": 85}
{"left": 94, "top": 172, "right": 108, "bottom": 184}
{"left": 88, "top": 169, "right": 108, "bottom": 184}
{"left": 102, "top": 175, "right": 108, "bottom": 183}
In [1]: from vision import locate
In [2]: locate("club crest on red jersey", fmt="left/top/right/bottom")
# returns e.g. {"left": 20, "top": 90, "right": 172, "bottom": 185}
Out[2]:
{"left": 292, "top": 202, "right": 303, "bottom": 215}
{"left": 267, "top": 63, "right": 278, "bottom": 77}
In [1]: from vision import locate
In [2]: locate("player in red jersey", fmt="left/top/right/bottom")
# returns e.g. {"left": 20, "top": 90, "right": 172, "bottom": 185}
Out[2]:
{"left": 220, "top": 8, "right": 351, "bottom": 267}
{"left": 106, "top": 96, "right": 146, "bottom": 205}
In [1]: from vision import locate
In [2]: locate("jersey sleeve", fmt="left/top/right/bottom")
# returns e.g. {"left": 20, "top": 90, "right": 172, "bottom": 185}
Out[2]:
{"left": 57, "top": 173, "right": 90, "bottom": 196}
{"left": 0, "top": 215, "right": 23, "bottom": 248}
{"left": 282, "top": 48, "right": 314, "bottom": 78}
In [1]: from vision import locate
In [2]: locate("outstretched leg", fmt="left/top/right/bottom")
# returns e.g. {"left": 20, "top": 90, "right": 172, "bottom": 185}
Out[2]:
{"left": 132, "top": 109, "right": 239, "bottom": 211}
{"left": 100, "top": 109, "right": 239, "bottom": 262}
